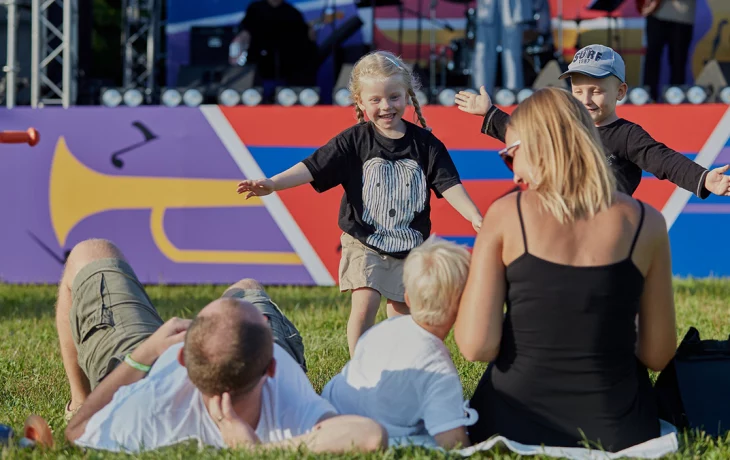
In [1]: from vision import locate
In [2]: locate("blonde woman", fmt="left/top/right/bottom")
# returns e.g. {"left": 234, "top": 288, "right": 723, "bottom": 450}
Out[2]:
{"left": 454, "top": 87, "right": 677, "bottom": 452}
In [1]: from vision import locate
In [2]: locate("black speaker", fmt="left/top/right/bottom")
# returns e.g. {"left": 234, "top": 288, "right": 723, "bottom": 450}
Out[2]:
{"left": 189, "top": 26, "right": 236, "bottom": 67}
{"left": 695, "top": 60, "right": 730, "bottom": 102}
{"left": 532, "top": 60, "right": 570, "bottom": 90}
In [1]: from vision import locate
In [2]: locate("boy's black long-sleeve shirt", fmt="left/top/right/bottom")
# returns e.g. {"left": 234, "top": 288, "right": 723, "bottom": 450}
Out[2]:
{"left": 481, "top": 106, "right": 710, "bottom": 198}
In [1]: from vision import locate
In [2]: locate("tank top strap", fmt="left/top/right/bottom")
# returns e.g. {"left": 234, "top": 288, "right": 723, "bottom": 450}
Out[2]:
{"left": 516, "top": 191, "right": 528, "bottom": 253}
{"left": 628, "top": 200, "right": 646, "bottom": 259}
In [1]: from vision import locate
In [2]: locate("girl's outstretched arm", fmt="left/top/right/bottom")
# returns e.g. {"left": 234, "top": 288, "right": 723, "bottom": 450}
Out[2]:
{"left": 237, "top": 162, "right": 314, "bottom": 199}
{"left": 441, "top": 184, "right": 483, "bottom": 232}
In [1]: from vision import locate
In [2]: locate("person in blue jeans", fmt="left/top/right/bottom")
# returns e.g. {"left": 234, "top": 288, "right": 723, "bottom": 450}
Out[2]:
{"left": 470, "top": 0, "right": 533, "bottom": 93}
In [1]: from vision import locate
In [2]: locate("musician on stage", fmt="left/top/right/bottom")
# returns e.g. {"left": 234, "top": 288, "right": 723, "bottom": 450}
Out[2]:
{"left": 640, "top": 0, "right": 696, "bottom": 102}
{"left": 470, "top": 0, "right": 533, "bottom": 94}
{"left": 229, "top": 0, "right": 319, "bottom": 88}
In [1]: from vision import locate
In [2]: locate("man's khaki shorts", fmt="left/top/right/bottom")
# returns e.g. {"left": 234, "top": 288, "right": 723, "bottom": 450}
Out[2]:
{"left": 223, "top": 288, "right": 307, "bottom": 373}
{"left": 338, "top": 232, "right": 406, "bottom": 303}
{"left": 70, "top": 258, "right": 163, "bottom": 389}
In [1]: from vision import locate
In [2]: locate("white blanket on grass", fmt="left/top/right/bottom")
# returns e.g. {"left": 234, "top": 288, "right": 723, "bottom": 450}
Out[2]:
{"left": 390, "top": 420, "right": 679, "bottom": 459}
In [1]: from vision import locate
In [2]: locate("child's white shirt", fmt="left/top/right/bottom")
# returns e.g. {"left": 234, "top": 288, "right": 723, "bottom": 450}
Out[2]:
{"left": 322, "top": 315, "right": 477, "bottom": 439}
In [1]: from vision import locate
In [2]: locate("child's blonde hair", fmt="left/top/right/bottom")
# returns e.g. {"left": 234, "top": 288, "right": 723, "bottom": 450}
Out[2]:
{"left": 508, "top": 87, "right": 616, "bottom": 223}
{"left": 348, "top": 50, "right": 428, "bottom": 129}
{"left": 403, "top": 235, "right": 471, "bottom": 327}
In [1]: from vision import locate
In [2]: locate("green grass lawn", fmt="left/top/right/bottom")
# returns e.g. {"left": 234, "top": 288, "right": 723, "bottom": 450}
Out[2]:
{"left": 1, "top": 279, "right": 729, "bottom": 458}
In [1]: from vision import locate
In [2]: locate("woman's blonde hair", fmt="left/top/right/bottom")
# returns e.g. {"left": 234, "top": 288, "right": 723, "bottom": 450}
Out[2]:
{"left": 403, "top": 235, "right": 471, "bottom": 327}
{"left": 348, "top": 50, "right": 428, "bottom": 129}
{"left": 508, "top": 87, "right": 616, "bottom": 223}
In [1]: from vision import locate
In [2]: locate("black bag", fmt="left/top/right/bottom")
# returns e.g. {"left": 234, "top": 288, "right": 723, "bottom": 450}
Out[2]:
{"left": 655, "top": 327, "right": 730, "bottom": 436}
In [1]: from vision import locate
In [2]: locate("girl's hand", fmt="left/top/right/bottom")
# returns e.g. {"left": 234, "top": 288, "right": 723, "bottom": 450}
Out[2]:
{"left": 237, "top": 179, "right": 275, "bottom": 199}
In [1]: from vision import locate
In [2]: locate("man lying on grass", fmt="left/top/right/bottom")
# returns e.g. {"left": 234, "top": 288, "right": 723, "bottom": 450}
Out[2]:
{"left": 58, "top": 238, "right": 387, "bottom": 453}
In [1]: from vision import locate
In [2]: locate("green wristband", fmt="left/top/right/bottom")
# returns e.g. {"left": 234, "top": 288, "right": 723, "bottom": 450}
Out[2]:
{"left": 124, "top": 354, "right": 152, "bottom": 373}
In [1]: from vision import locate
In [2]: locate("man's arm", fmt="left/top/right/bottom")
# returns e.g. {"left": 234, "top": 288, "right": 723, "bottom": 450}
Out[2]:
{"left": 625, "top": 124, "right": 711, "bottom": 198}
{"left": 209, "top": 394, "right": 387, "bottom": 453}
{"left": 65, "top": 318, "right": 191, "bottom": 442}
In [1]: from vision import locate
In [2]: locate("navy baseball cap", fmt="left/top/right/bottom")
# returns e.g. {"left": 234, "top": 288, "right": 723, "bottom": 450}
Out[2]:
{"left": 559, "top": 45, "right": 626, "bottom": 83}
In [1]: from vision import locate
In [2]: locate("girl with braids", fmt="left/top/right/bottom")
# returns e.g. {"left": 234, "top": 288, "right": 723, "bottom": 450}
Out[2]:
{"left": 237, "top": 50, "right": 482, "bottom": 357}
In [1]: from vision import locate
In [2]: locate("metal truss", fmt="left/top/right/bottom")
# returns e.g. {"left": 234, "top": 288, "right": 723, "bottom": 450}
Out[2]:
{"left": 30, "top": 0, "right": 78, "bottom": 107}
{"left": 122, "top": 0, "right": 161, "bottom": 100}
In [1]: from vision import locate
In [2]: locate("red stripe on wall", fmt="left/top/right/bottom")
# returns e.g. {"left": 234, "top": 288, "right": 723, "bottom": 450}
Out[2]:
{"left": 221, "top": 105, "right": 725, "bottom": 152}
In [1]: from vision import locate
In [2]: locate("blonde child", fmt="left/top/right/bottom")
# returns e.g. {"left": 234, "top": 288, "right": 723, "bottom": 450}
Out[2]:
{"left": 237, "top": 51, "right": 482, "bottom": 357}
{"left": 321, "top": 235, "right": 477, "bottom": 449}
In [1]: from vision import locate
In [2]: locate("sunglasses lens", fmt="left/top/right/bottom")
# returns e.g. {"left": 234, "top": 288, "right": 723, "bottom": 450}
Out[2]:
{"left": 500, "top": 153, "right": 514, "bottom": 171}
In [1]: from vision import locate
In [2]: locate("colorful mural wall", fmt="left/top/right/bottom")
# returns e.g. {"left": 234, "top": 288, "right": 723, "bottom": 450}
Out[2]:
{"left": 2, "top": 104, "right": 729, "bottom": 284}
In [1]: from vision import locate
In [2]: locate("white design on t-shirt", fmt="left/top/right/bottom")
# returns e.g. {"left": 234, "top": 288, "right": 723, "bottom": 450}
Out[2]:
{"left": 361, "top": 158, "right": 428, "bottom": 253}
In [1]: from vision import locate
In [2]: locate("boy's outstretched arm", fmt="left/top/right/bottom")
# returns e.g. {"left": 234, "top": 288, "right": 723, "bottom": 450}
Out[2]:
{"left": 625, "top": 124, "right": 730, "bottom": 198}
{"left": 454, "top": 87, "right": 510, "bottom": 143}
{"left": 442, "top": 184, "right": 483, "bottom": 232}
{"left": 237, "top": 162, "right": 314, "bottom": 198}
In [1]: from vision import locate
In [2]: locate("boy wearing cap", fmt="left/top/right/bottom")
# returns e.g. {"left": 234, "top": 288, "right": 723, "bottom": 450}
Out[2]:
{"left": 455, "top": 44, "right": 730, "bottom": 198}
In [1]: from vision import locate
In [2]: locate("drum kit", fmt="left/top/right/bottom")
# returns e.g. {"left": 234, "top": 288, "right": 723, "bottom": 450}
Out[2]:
{"left": 356, "top": 0, "right": 557, "bottom": 95}
{"left": 440, "top": 0, "right": 557, "bottom": 90}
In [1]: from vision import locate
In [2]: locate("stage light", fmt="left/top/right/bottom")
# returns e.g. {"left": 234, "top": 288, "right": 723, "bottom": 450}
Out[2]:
{"left": 101, "top": 88, "right": 122, "bottom": 107}
{"left": 686, "top": 85, "right": 708, "bottom": 104}
{"left": 298, "top": 88, "right": 320, "bottom": 107}
{"left": 494, "top": 88, "right": 516, "bottom": 106}
{"left": 219, "top": 88, "right": 241, "bottom": 107}
{"left": 183, "top": 89, "right": 203, "bottom": 107}
{"left": 628, "top": 87, "right": 650, "bottom": 106}
{"left": 161, "top": 89, "right": 182, "bottom": 107}
{"left": 464, "top": 88, "right": 478, "bottom": 95}
{"left": 242, "top": 88, "right": 263, "bottom": 106}
{"left": 720, "top": 87, "right": 730, "bottom": 104}
{"left": 276, "top": 88, "right": 298, "bottom": 107}
{"left": 414, "top": 89, "right": 429, "bottom": 106}
{"left": 664, "top": 86, "right": 685, "bottom": 105}
{"left": 516, "top": 88, "right": 533, "bottom": 103}
{"left": 438, "top": 88, "right": 456, "bottom": 106}
{"left": 334, "top": 88, "right": 352, "bottom": 106}
{"left": 123, "top": 89, "right": 144, "bottom": 107}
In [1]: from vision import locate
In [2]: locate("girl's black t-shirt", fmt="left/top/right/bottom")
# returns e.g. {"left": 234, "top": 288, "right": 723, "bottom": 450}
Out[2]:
{"left": 302, "top": 121, "right": 461, "bottom": 258}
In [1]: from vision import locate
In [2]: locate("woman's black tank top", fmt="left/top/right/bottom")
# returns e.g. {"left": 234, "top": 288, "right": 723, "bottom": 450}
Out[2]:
{"left": 468, "top": 192, "right": 660, "bottom": 452}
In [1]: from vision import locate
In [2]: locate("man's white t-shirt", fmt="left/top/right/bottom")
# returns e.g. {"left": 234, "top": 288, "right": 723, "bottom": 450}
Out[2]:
{"left": 75, "top": 343, "right": 336, "bottom": 452}
{"left": 321, "top": 316, "right": 477, "bottom": 440}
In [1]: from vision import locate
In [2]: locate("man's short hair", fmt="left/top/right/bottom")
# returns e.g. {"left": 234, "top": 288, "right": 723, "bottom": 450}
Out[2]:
{"left": 403, "top": 235, "right": 471, "bottom": 327}
{"left": 183, "top": 300, "right": 273, "bottom": 398}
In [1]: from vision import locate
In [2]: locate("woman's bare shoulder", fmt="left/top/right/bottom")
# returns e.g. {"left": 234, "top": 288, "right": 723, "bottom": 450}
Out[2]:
{"left": 613, "top": 192, "right": 667, "bottom": 239}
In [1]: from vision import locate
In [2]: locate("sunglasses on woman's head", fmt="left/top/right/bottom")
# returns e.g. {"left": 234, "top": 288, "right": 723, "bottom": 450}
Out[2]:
{"left": 497, "top": 140, "right": 521, "bottom": 171}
